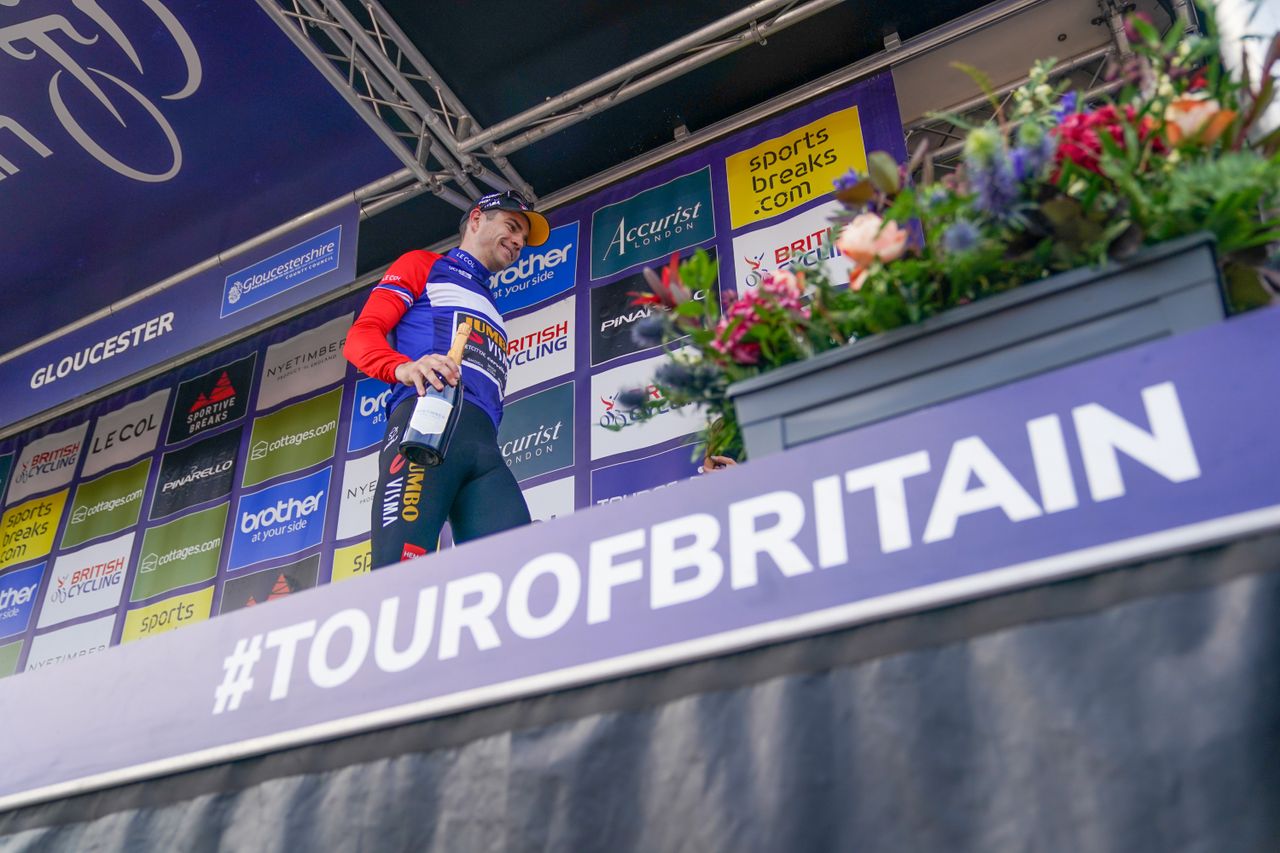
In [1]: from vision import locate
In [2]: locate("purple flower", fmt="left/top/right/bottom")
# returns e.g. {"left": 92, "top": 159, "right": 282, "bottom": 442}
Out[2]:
{"left": 631, "top": 314, "right": 665, "bottom": 348}
{"left": 942, "top": 220, "right": 980, "bottom": 253}
{"left": 969, "top": 154, "right": 1019, "bottom": 218}
{"left": 615, "top": 388, "right": 649, "bottom": 411}
{"left": 1053, "top": 92, "right": 1078, "bottom": 122}
{"left": 833, "top": 168, "right": 863, "bottom": 191}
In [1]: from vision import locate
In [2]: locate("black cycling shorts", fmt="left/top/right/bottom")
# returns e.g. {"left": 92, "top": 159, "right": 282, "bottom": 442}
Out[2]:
{"left": 371, "top": 397, "right": 531, "bottom": 567}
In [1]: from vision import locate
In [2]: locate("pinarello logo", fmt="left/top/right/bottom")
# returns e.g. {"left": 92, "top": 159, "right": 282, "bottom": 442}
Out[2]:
{"left": 389, "top": 454, "right": 406, "bottom": 475}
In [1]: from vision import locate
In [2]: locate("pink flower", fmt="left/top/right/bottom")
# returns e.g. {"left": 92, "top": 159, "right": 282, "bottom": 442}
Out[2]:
{"left": 760, "top": 269, "right": 802, "bottom": 299}
{"left": 849, "top": 267, "right": 868, "bottom": 291}
{"left": 836, "top": 213, "right": 908, "bottom": 266}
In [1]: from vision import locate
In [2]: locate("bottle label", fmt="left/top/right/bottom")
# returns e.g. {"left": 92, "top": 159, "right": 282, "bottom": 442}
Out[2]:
{"left": 409, "top": 395, "right": 453, "bottom": 436}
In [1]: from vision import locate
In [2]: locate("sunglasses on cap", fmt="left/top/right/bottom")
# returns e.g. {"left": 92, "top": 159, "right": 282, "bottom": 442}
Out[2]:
{"left": 468, "top": 191, "right": 551, "bottom": 247}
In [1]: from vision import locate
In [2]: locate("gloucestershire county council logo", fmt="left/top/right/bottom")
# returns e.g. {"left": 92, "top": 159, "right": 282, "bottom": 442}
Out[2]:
{"left": 228, "top": 282, "right": 243, "bottom": 304}
{"left": 141, "top": 553, "right": 159, "bottom": 573}
{"left": 250, "top": 441, "right": 269, "bottom": 461}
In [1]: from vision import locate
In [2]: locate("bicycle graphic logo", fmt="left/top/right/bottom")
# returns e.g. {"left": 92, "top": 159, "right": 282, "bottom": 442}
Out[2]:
{"left": 0, "top": 0, "right": 202, "bottom": 183}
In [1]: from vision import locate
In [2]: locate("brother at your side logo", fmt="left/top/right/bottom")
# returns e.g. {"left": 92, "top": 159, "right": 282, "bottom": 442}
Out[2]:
{"left": 349, "top": 376, "right": 394, "bottom": 451}
{"left": 228, "top": 466, "right": 331, "bottom": 571}
{"left": 491, "top": 222, "right": 579, "bottom": 314}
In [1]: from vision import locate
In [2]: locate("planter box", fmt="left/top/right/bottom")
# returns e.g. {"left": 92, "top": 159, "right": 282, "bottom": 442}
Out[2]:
{"left": 727, "top": 233, "right": 1225, "bottom": 458}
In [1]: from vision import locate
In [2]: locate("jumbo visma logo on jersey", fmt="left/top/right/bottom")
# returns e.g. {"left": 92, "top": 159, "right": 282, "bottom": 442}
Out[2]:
{"left": 589, "top": 167, "right": 715, "bottom": 280}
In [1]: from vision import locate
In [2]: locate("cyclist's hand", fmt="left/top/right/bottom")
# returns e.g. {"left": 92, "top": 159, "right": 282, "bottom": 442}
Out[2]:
{"left": 395, "top": 355, "right": 460, "bottom": 395}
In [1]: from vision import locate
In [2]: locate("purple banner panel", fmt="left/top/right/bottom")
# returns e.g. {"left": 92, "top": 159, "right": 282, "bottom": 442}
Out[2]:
{"left": 0, "top": 203, "right": 359, "bottom": 431}
{"left": 0, "top": 0, "right": 398, "bottom": 356}
{"left": 2, "top": 307, "right": 1278, "bottom": 810}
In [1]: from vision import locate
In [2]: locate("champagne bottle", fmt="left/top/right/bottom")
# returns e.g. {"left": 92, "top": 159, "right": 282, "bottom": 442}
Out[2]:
{"left": 399, "top": 320, "right": 472, "bottom": 467}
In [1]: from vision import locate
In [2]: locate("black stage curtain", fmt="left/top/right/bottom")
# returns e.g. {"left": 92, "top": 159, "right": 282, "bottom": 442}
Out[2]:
{"left": 4, "top": 532, "right": 1279, "bottom": 852}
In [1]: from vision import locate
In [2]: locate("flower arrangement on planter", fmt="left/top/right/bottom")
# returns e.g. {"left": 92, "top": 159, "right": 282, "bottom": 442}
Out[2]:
{"left": 621, "top": 3, "right": 1280, "bottom": 461}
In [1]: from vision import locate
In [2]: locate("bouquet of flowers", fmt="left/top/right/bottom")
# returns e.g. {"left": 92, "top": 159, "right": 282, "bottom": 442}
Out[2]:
{"left": 620, "top": 3, "right": 1280, "bottom": 461}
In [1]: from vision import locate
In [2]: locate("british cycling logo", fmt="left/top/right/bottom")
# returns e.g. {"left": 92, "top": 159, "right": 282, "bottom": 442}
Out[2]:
{"left": 0, "top": 2, "right": 202, "bottom": 184}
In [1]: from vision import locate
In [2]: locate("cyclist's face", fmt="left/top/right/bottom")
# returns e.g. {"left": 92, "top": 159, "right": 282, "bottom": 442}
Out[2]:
{"left": 465, "top": 210, "right": 529, "bottom": 272}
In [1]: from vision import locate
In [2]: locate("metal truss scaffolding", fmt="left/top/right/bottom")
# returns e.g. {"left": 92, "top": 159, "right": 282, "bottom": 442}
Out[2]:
{"left": 254, "top": 0, "right": 536, "bottom": 212}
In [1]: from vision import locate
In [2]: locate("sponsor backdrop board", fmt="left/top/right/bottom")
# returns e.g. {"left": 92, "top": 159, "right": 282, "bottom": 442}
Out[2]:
{"left": 0, "top": 71, "right": 905, "bottom": 677}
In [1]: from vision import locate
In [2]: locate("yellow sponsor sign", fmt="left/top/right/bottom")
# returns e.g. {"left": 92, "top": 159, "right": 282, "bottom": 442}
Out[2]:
{"left": 0, "top": 490, "right": 67, "bottom": 570}
{"left": 332, "top": 539, "right": 373, "bottom": 583}
{"left": 121, "top": 586, "right": 213, "bottom": 644}
{"left": 725, "top": 105, "right": 867, "bottom": 230}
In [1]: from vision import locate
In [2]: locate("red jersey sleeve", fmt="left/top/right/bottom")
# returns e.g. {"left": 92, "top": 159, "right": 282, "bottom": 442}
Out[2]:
{"left": 343, "top": 250, "right": 440, "bottom": 384}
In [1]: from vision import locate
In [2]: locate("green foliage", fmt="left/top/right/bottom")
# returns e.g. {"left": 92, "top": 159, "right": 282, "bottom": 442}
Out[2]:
{"left": 621, "top": 1, "right": 1279, "bottom": 462}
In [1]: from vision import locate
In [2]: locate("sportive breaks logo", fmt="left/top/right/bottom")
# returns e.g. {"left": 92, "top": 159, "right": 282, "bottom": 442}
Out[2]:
{"left": 150, "top": 426, "right": 241, "bottom": 520}
{"left": 61, "top": 457, "right": 150, "bottom": 549}
{"left": 242, "top": 387, "right": 342, "bottom": 488}
{"left": 228, "top": 466, "right": 331, "bottom": 571}
{"left": 0, "top": 563, "right": 45, "bottom": 640}
{"left": 37, "top": 532, "right": 134, "bottom": 629}
{"left": 168, "top": 354, "right": 256, "bottom": 444}
{"left": 132, "top": 503, "right": 228, "bottom": 602}
{"left": 82, "top": 388, "right": 169, "bottom": 479}
{"left": 589, "top": 249, "right": 720, "bottom": 367}
{"left": 257, "top": 313, "right": 353, "bottom": 411}
{"left": 219, "top": 554, "right": 320, "bottom": 614}
{"left": 506, "top": 296, "right": 575, "bottom": 396}
{"left": 725, "top": 105, "right": 868, "bottom": 230}
{"left": 221, "top": 225, "right": 342, "bottom": 318}
{"left": 6, "top": 422, "right": 89, "bottom": 506}
{"left": 349, "top": 376, "right": 393, "bottom": 452}
{"left": 590, "top": 167, "right": 715, "bottom": 280}
{"left": 496, "top": 381, "right": 574, "bottom": 482}
{"left": 731, "top": 200, "right": 852, "bottom": 291}
{"left": 491, "top": 221, "right": 579, "bottom": 314}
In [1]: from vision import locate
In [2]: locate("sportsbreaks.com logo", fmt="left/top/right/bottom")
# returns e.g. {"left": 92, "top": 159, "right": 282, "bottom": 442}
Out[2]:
{"left": 222, "top": 225, "right": 342, "bottom": 318}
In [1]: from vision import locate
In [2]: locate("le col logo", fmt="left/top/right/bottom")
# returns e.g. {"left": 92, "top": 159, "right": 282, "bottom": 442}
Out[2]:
{"left": 240, "top": 490, "right": 325, "bottom": 542}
